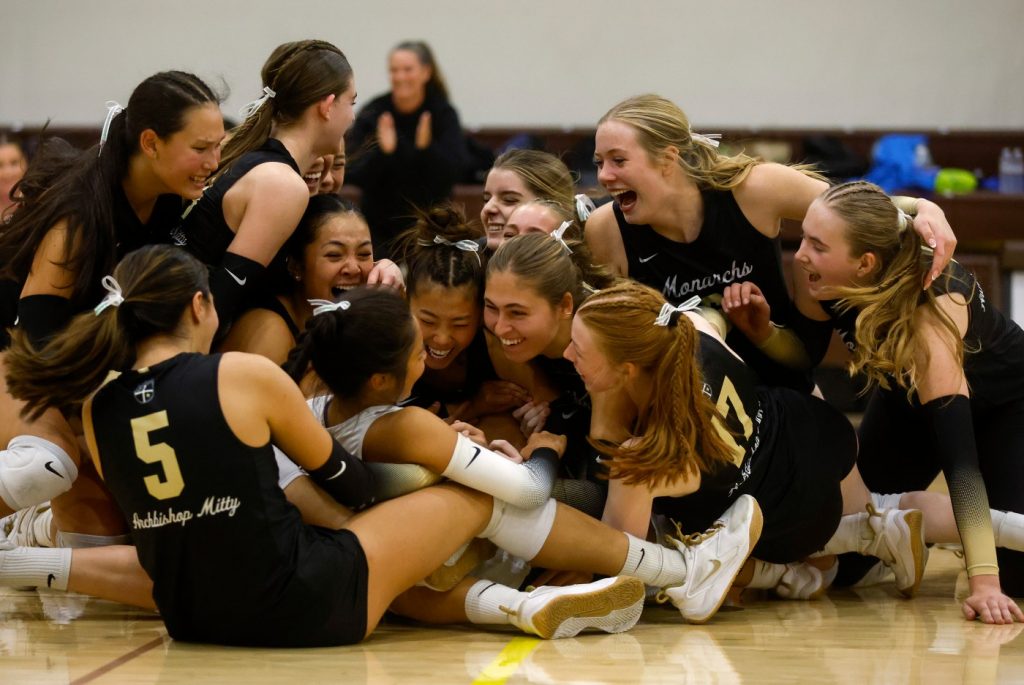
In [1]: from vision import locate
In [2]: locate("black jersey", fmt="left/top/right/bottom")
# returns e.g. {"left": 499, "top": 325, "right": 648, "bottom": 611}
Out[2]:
{"left": 404, "top": 330, "right": 497, "bottom": 415}
{"left": 614, "top": 192, "right": 811, "bottom": 390}
{"left": 652, "top": 332, "right": 774, "bottom": 526}
{"left": 181, "top": 138, "right": 301, "bottom": 265}
{"left": 89, "top": 353, "right": 369, "bottom": 646}
{"left": 822, "top": 260, "right": 1024, "bottom": 410}
{"left": 535, "top": 355, "right": 599, "bottom": 480}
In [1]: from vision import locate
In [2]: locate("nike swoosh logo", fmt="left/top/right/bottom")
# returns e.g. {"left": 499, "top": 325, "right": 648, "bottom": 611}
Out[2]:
{"left": 686, "top": 559, "right": 723, "bottom": 599}
{"left": 634, "top": 548, "right": 646, "bottom": 572}
{"left": 325, "top": 461, "right": 347, "bottom": 480}
{"left": 561, "top": 409, "right": 578, "bottom": 420}
{"left": 47, "top": 573, "right": 56, "bottom": 588}
{"left": 225, "top": 268, "right": 246, "bottom": 286}
{"left": 638, "top": 253, "right": 658, "bottom": 264}
{"left": 44, "top": 461, "right": 64, "bottom": 479}
{"left": 478, "top": 582, "right": 499, "bottom": 596}
{"left": 466, "top": 447, "right": 482, "bottom": 468}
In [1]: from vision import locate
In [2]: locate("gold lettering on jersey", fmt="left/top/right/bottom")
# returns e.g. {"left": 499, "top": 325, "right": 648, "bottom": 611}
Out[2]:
{"left": 131, "top": 411, "right": 185, "bottom": 500}
{"left": 131, "top": 494, "right": 242, "bottom": 531}
{"left": 198, "top": 495, "right": 241, "bottom": 518}
{"left": 710, "top": 376, "right": 754, "bottom": 467}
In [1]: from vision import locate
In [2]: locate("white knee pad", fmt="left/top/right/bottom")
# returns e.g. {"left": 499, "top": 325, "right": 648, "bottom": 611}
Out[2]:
{"left": 0, "top": 436, "right": 78, "bottom": 511}
{"left": 479, "top": 497, "right": 558, "bottom": 561}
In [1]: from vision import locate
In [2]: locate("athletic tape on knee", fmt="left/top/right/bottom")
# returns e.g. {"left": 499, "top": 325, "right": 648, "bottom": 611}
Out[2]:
{"left": 365, "top": 462, "right": 442, "bottom": 501}
{"left": 0, "top": 436, "right": 78, "bottom": 511}
{"left": 442, "top": 434, "right": 557, "bottom": 509}
{"left": 479, "top": 497, "right": 558, "bottom": 561}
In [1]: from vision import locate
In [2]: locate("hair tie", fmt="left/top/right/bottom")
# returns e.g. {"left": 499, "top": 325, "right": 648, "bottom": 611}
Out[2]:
{"left": 309, "top": 299, "right": 352, "bottom": 316}
{"left": 550, "top": 221, "right": 574, "bottom": 255}
{"left": 690, "top": 132, "right": 722, "bottom": 149}
{"left": 239, "top": 86, "right": 277, "bottom": 119}
{"left": 574, "top": 193, "right": 596, "bottom": 222}
{"left": 98, "top": 101, "right": 125, "bottom": 156}
{"left": 653, "top": 296, "right": 702, "bottom": 327}
{"left": 896, "top": 208, "right": 912, "bottom": 234}
{"left": 93, "top": 275, "right": 125, "bottom": 315}
{"left": 417, "top": 235, "right": 482, "bottom": 266}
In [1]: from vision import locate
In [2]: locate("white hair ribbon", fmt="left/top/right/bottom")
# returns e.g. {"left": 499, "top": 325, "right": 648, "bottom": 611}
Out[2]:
{"left": 238, "top": 86, "right": 277, "bottom": 119}
{"left": 98, "top": 101, "right": 125, "bottom": 155}
{"left": 551, "top": 221, "right": 574, "bottom": 255}
{"left": 690, "top": 132, "right": 722, "bottom": 149}
{"left": 93, "top": 275, "right": 125, "bottom": 315}
{"left": 309, "top": 299, "right": 352, "bottom": 316}
{"left": 896, "top": 208, "right": 912, "bottom": 233}
{"left": 417, "top": 235, "right": 482, "bottom": 265}
{"left": 653, "top": 295, "right": 702, "bottom": 327}
{"left": 574, "top": 193, "right": 596, "bottom": 222}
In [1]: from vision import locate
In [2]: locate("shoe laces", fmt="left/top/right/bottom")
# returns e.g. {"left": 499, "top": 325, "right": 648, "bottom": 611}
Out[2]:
{"left": 652, "top": 518, "right": 726, "bottom": 605}
{"left": 665, "top": 518, "right": 725, "bottom": 548}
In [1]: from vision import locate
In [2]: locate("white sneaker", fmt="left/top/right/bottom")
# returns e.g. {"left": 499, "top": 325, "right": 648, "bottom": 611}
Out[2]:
{"left": 851, "top": 560, "right": 895, "bottom": 589}
{"left": 660, "top": 494, "right": 763, "bottom": 624}
{"left": 775, "top": 561, "right": 838, "bottom": 600}
{"left": 504, "top": 576, "right": 645, "bottom": 639}
{"left": 0, "top": 502, "right": 54, "bottom": 548}
{"left": 862, "top": 505, "right": 927, "bottom": 598}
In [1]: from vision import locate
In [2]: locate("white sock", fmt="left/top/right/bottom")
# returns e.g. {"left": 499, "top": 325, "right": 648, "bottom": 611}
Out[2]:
{"left": 464, "top": 579, "right": 523, "bottom": 625}
{"left": 870, "top": 492, "right": 903, "bottom": 511}
{"left": 992, "top": 510, "right": 1024, "bottom": 552}
{"left": 618, "top": 534, "right": 687, "bottom": 588}
{"left": 0, "top": 547, "right": 71, "bottom": 590}
{"left": 746, "top": 559, "right": 787, "bottom": 589}
{"left": 814, "top": 512, "right": 869, "bottom": 557}
{"left": 479, "top": 498, "right": 558, "bottom": 561}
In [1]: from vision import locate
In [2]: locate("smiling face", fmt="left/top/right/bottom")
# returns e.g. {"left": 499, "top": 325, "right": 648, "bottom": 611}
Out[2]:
{"left": 411, "top": 282, "right": 480, "bottom": 370}
{"left": 505, "top": 203, "right": 563, "bottom": 238}
{"left": 304, "top": 156, "right": 326, "bottom": 195}
{"left": 564, "top": 314, "right": 623, "bottom": 393}
{"left": 794, "top": 199, "right": 873, "bottom": 299}
{"left": 484, "top": 270, "right": 570, "bottom": 363}
{"left": 297, "top": 213, "right": 374, "bottom": 301}
{"left": 481, "top": 168, "right": 537, "bottom": 251}
{"left": 319, "top": 141, "right": 346, "bottom": 194}
{"left": 148, "top": 102, "right": 224, "bottom": 200}
{"left": 389, "top": 49, "right": 431, "bottom": 107}
{"left": 594, "top": 119, "right": 669, "bottom": 225}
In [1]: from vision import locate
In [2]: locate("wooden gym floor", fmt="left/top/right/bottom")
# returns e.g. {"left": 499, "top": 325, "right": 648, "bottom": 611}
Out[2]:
{"left": 2, "top": 548, "right": 1023, "bottom": 684}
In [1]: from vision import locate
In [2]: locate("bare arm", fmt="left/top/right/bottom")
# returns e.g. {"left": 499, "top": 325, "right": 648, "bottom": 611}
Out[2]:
{"left": 584, "top": 203, "right": 628, "bottom": 277}
{"left": 221, "top": 164, "right": 309, "bottom": 267}
{"left": 216, "top": 308, "right": 296, "bottom": 366}
{"left": 732, "top": 163, "right": 827, "bottom": 238}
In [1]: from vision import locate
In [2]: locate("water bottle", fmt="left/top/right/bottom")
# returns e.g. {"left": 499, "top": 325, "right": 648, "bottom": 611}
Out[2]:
{"left": 999, "top": 147, "right": 1024, "bottom": 194}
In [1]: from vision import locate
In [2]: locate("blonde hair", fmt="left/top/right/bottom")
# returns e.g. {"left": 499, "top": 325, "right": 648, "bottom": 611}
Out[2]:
{"left": 576, "top": 281, "right": 735, "bottom": 488}
{"left": 491, "top": 149, "right": 576, "bottom": 217}
{"left": 599, "top": 94, "right": 822, "bottom": 190}
{"left": 825, "top": 181, "right": 970, "bottom": 397}
{"left": 487, "top": 232, "right": 615, "bottom": 310}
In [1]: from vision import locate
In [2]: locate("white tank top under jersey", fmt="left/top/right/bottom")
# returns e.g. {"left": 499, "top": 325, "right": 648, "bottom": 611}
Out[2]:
{"left": 273, "top": 397, "right": 401, "bottom": 489}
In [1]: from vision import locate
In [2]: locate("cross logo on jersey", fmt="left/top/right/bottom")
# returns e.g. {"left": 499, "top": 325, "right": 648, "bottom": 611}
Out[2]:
{"left": 134, "top": 379, "right": 156, "bottom": 404}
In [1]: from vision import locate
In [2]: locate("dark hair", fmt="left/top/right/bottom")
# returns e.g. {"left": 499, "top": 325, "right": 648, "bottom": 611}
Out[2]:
{"left": 395, "top": 203, "right": 484, "bottom": 300}
{"left": 218, "top": 40, "right": 353, "bottom": 175}
{"left": 284, "top": 287, "right": 418, "bottom": 398}
{"left": 276, "top": 193, "right": 365, "bottom": 293}
{"left": 486, "top": 232, "right": 616, "bottom": 310}
{"left": 391, "top": 40, "right": 449, "bottom": 101}
{"left": 4, "top": 245, "right": 211, "bottom": 420}
{"left": 0, "top": 71, "right": 220, "bottom": 306}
